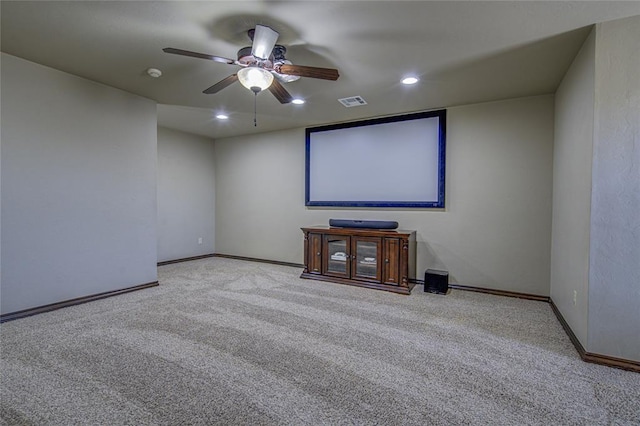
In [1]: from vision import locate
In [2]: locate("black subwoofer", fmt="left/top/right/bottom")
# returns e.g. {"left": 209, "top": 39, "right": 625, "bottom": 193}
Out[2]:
{"left": 424, "top": 269, "right": 449, "bottom": 294}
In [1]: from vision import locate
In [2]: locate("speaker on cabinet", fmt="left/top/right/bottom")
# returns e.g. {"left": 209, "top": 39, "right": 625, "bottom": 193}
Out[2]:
{"left": 329, "top": 219, "right": 399, "bottom": 229}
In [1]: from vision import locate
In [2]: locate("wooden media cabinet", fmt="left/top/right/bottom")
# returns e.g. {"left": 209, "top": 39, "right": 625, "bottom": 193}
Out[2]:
{"left": 301, "top": 226, "right": 416, "bottom": 294}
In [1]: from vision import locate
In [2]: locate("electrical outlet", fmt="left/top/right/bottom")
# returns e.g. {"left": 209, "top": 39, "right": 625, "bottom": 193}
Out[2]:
{"left": 198, "top": 237, "right": 203, "bottom": 245}
{"left": 573, "top": 290, "right": 577, "bottom": 305}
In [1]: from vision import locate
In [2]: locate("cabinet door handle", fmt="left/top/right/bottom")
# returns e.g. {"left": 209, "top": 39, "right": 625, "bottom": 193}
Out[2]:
{"left": 317, "top": 252, "right": 321, "bottom": 256}
{"left": 385, "top": 259, "right": 389, "bottom": 263}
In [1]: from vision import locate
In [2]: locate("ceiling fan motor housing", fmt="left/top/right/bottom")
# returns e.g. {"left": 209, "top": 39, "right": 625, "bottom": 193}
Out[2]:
{"left": 237, "top": 46, "right": 274, "bottom": 69}
{"left": 272, "top": 45, "right": 287, "bottom": 61}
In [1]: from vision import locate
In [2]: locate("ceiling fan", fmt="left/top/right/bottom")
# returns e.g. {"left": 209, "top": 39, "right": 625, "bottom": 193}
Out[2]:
{"left": 163, "top": 25, "right": 340, "bottom": 104}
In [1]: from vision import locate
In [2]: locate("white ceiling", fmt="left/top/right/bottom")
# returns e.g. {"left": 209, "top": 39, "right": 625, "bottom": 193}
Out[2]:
{"left": 2, "top": 1, "right": 639, "bottom": 139}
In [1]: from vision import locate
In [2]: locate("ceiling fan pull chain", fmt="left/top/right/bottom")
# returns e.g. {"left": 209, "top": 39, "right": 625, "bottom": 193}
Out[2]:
{"left": 253, "top": 92, "right": 258, "bottom": 127}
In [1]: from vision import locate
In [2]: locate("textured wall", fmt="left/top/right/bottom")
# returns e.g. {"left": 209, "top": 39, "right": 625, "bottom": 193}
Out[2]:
{"left": 588, "top": 16, "right": 640, "bottom": 361}
{"left": 1, "top": 54, "right": 158, "bottom": 314}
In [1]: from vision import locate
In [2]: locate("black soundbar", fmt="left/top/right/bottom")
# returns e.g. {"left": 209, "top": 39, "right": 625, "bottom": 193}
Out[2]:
{"left": 329, "top": 219, "right": 399, "bottom": 230}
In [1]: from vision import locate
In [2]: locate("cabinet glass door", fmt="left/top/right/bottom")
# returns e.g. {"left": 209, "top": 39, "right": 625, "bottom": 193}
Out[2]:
{"left": 323, "top": 235, "right": 350, "bottom": 278}
{"left": 352, "top": 237, "right": 382, "bottom": 282}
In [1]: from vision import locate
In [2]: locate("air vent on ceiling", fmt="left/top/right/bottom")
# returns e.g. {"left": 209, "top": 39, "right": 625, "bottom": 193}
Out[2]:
{"left": 338, "top": 96, "right": 367, "bottom": 107}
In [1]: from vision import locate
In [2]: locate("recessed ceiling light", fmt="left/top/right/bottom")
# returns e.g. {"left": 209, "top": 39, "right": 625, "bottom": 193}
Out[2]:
{"left": 216, "top": 114, "right": 229, "bottom": 120}
{"left": 291, "top": 98, "right": 305, "bottom": 105}
{"left": 401, "top": 76, "right": 419, "bottom": 85}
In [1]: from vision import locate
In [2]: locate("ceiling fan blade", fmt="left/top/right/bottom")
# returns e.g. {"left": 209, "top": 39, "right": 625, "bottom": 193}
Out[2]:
{"left": 163, "top": 47, "right": 236, "bottom": 65}
{"left": 277, "top": 64, "right": 339, "bottom": 81}
{"left": 268, "top": 79, "right": 293, "bottom": 104}
{"left": 203, "top": 74, "right": 238, "bottom": 94}
{"left": 251, "top": 25, "right": 279, "bottom": 60}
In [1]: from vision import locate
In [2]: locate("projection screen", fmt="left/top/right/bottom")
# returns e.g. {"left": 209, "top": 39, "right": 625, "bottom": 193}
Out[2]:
{"left": 305, "top": 109, "right": 446, "bottom": 208}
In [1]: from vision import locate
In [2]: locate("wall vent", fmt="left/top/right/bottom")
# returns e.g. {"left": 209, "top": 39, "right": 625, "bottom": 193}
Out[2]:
{"left": 338, "top": 96, "right": 367, "bottom": 107}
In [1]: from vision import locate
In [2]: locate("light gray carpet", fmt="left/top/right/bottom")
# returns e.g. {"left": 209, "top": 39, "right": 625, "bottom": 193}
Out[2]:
{"left": 1, "top": 257, "right": 639, "bottom": 425}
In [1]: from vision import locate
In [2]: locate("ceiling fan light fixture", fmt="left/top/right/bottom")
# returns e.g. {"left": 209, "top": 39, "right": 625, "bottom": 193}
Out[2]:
{"left": 237, "top": 67, "right": 274, "bottom": 92}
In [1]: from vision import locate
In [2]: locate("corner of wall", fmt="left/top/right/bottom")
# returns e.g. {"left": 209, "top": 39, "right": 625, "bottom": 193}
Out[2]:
{"left": 587, "top": 15, "right": 640, "bottom": 362}
{"left": 550, "top": 27, "right": 595, "bottom": 349}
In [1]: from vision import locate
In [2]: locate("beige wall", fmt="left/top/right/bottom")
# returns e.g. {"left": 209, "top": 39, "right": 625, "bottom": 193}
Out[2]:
{"left": 551, "top": 29, "right": 595, "bottom": 347}
{"left": 215, "top": 95, "right": 554, "bottom": 296}
{"left": 588, "top": 16, "right": 640, "bottom": 361}
{"left": 551, "top": 16, "right": 640, "bottom": 362}
{"left": 1, "top": 53, "right": 158, "bottom": 314}
{"left": 157, "top": 127, "right": 216, "bottom": 262}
